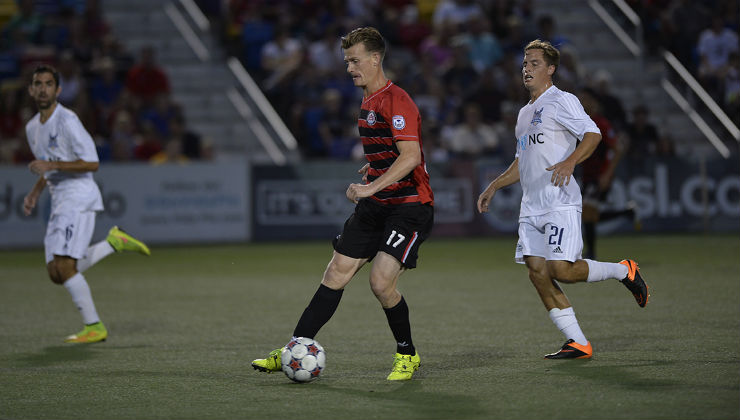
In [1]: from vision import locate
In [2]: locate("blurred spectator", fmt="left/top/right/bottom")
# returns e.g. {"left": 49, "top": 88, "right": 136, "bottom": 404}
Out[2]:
{"left": 138, "top": 93, "right": 179, "bottom": 138}
{"left": 697, "top": 15, "right": 739, "bottom": 101}
{"left": 459, "top": 15, "right": 504, "bottom": 74}
{"left": 722, "top": 52, "right": 740, "bottom": 125}
{"left": 307, "top": 25, "right": 343, "bottom": 77}
{"left": 433, "top": 0, "right": 483, "bottom": 27}
{"left": 318, "top": 88, "right": 352, "bottom": 159}
{"left": 536, "top": 14, "right": 570, "bottom": 48}
{"left": 168, "top": 114, "right": 202, "bottom": 159}
{"left": 1, "top": 0, "right": 42, "bottom": 49}
{"left": 109, "top": 110, "right": 138, "bottom": 161}
{"left": 261, "top": 25, "right": 302, "bottom": 90}
{"left": 0, "top": 86, "right": 22, "bottom": 141}
{"left": 443, "top": 42, "right": 478, "bottom": 99}
{"left": 133, "top": 120, "right": 163, "bottom": 161}
{"left": 443, "top": 103, "right": 499, "bottom": 158}
{"left": 492, "top": 100, "right": 519, "bottom": 159}
{"left": 591, "top": 69, "right": 627, "bottom": 130}
{"left": 466, "top": 68, "right": 503, "bottom": 123}
{"left": 57, "top": 49, "right": 84, "bottom": 106}
{"left": 554, "top": 45, "right": 583, "bottom": 93}
{"left": 418, "top": 20, "right": 455, "bottom": 71}
{"left": 125, "top": 46, "right": 170, "bottom": 106}
{"left": 663, "top": 0, "right": 711, "bottom": 65}
{"left": 238, "top": 4, "right": 274, "bottom": 78}
{"left": 625, "top": 105, "right": 660, "bottom": 160}
{"left": 150, "top": 138, "right": 189, "bottom": 165}
{"left": 88, "top": 55, "right": 123, "bottom": 130}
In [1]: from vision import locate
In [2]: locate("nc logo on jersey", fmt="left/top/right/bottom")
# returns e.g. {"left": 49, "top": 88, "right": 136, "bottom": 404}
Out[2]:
{"left": 517, "top": 134, "right": 527, "bottom": 151}
{"left": 530, "top": 107, "right": 543, "bottom": 126}
{"left": 48, "top": 133, "right": 59, "bottom": 149}
{"left": 366, "top": 110, "right": 376, "bottom": 125}
{"left": 392, "top": 115, "right": 406, "bottom": 130}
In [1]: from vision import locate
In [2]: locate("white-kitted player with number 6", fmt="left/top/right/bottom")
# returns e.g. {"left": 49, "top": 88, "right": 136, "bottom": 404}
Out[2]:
{"left": 477, "top": 40, "right": 649, "bottom": 359}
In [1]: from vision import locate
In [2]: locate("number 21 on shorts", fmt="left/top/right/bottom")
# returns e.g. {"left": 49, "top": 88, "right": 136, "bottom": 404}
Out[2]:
{"left": 548, "top": 225, "right": 564, "bottom": 245}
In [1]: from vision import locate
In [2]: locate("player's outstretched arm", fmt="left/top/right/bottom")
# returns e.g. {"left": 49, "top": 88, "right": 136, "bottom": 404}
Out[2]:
{"left": 478, "top": 158, "right": 520, "bottom": 213}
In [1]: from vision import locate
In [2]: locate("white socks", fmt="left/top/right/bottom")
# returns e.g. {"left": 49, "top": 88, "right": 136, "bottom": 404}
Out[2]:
{"left": 63, "top": 273, "right": 100, "bottom": 325}
{"left": 584, "top": 259, "right": 629, "bottom": 283}
{"left": 549, "top": 307, "right": 588, "bottom": 345}
{"left": 76, "top": 240, "right": 115, "bottom": 273}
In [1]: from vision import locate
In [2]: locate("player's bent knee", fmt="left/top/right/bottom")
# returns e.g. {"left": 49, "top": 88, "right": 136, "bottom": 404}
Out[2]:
{"left": 547, "top": 261, "right": 577, "bottom": 283}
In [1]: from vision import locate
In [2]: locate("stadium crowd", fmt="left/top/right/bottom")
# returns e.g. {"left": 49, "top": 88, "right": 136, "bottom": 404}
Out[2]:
{"left": 209, "top": 0, "right": 736, "bottom": 161}
{"left": 1, "top": 0, "right": 737, "bottom": 164}
{"left": 0, "top": 0, "right": 206, "bottom": 165}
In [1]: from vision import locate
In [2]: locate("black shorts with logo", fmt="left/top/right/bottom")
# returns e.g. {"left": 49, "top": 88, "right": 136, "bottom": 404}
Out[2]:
{"left": 332, "top": 198, "right": 434, "bottom": 269}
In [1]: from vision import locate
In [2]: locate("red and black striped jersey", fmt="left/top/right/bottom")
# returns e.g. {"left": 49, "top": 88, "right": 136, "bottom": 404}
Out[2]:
{"left": 358, "top": 80, "right": 434, "bottom": 206}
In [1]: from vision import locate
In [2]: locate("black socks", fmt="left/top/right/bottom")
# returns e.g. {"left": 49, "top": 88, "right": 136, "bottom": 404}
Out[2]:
{"left": 293, "top": 284, "right": 343, "bottom": 338}
{"left": 384, "top": 296, "right": 415, "bottom": 356}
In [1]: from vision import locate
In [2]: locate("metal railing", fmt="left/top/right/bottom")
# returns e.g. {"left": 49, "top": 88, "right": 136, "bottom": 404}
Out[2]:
{"left": 164, "top": 0, "right": 298, "bottom": 165}
{"left": 589, "top": 0, "right": 737, "bottom": 159}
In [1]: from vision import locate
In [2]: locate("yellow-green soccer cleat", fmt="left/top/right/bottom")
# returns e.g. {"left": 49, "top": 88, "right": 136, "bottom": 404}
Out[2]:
{"left": 251, "top": 348, "right": 283, "bottom": 373}
{"left": 64, "top": 322, "right": 108, "bottom": 343}
{"left": 107, "top": 226, "right": 150, "bottom": 256}
{"left": 387, "top": 352, "right": 420, "bottom": 381}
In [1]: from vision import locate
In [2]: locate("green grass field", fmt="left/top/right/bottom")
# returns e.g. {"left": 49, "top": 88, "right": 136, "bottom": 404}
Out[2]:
{"left": 1, "top": 234, "right": 738, "bottom": 419}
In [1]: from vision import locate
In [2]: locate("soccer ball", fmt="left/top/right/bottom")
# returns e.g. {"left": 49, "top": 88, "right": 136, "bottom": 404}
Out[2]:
{"left": 281, "top": 337, "right": 326, "bottom": 382}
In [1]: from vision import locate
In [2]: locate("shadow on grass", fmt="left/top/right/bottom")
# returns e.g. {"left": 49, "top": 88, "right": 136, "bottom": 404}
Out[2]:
{"left": 545, "top": 359, "right": 679, "bottom": 389}
{"left": 13, "top": 345, "right": 102, "bottom": 367}
{"left": 315, "top": 380, "right": 486, "bottom": 419}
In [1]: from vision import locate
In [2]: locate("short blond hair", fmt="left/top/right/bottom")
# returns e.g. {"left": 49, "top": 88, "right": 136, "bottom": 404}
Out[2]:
{"left": 341, "top": 27, "right": 386, "bottom": 60}
{"left": 524, "top": 39, "right": 560, "bottom": 70}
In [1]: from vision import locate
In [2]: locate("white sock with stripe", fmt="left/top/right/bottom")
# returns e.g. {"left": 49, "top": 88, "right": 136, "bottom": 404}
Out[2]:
{"left": 549, "top": 307, "right": 588, "bottom": 346}
{"left": 76, "top": 240, "right": 115, "bottom": 273}
{"left": 584, "top": 259, "right": 629, "bottom": 283}
{"left": 63, "top": 273, "right": 100, "bottom": 325}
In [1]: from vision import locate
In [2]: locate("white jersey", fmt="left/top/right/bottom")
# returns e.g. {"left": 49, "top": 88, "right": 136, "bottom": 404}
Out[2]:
{"left": 514, "top": 85, "right": 600, "bottom": 217}
{"left": 26, "top": 103, "right": 104, "bottom": 213}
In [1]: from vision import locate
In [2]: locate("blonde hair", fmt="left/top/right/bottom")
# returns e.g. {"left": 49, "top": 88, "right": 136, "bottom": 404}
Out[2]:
{"left": 341, "top": 27, "right": 386, "bottom": 60}
{"left": 524, "top": 39, "right": 560, "bottom": 70}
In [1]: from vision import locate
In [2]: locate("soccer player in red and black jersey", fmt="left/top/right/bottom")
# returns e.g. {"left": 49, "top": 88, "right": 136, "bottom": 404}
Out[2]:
{"left": 252, "top": 27, "right": 433, "bottom": 381}
{"left": 579, "top": 88, "right": 637, "bottom": 260}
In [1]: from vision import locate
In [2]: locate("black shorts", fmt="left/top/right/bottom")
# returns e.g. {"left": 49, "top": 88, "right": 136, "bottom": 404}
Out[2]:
{"left": 332, "top": 198, "right": 434, "bottom": 269}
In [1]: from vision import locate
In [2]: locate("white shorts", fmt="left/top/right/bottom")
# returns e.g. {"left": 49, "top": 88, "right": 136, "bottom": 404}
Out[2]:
{"left": 44, "top": 209, "right": 96, "bottom": 263}
{"left": 515, "top": 209, "right": 582, "bottom": 264}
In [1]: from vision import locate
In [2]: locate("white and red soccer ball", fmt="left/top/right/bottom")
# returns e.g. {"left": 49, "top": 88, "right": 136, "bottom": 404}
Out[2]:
{"left": 281, "top": 337, "right": 326, "bottom": 382}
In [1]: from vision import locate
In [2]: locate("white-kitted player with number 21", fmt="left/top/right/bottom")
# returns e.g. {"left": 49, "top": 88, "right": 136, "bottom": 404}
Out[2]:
{"left": 477, "top": 40, "right": 650, "bottom": 359}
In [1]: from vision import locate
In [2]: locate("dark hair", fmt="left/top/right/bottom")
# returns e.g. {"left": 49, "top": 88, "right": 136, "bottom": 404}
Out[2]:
{"left": 341, "top": 27, "right": 386, "bottom": 60}
{"left": 31, "top": 64, "right": 60, "bottom": 87}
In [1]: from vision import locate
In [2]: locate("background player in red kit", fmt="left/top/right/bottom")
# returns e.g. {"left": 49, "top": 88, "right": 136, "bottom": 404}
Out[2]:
{"left": 252, "top": 27, "right": 434, "bottom": 381}
{"left": 579, "top": 88, "right": 637, "bottom": 259}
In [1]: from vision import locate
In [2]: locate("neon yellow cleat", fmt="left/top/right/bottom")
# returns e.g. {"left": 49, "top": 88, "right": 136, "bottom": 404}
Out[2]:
{"left": 64, "top": 322, "right": 108, "bottom": 343}
{"left": 107, "top": 226, "right": 150, "bottom": 256}
{"left": 387, "top": 352, "right": 420, "bottom": 381}
{"left": 251, "top": 348, "right": 283, "bottom": 373}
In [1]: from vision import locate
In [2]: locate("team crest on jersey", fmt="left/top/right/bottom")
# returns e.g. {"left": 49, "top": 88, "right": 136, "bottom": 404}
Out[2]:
{"left": 530, "top": 107, "right": 543, "bottom": 126}
{"left": 392, "top": 115, "right": 405, "bottom": 130}
{"left": 366, "top": 110, "right": 376, "bottom": 125}
{"left": 48, "top": 133, "right": 59, "bottom": 148}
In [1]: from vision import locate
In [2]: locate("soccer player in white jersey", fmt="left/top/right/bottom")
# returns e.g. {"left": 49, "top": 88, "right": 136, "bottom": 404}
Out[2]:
{"left": 477, "top": 40, "right": 649, "bottom": 359}
{"left": 23, "top": 65, "right": 151, "bottom": 344}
